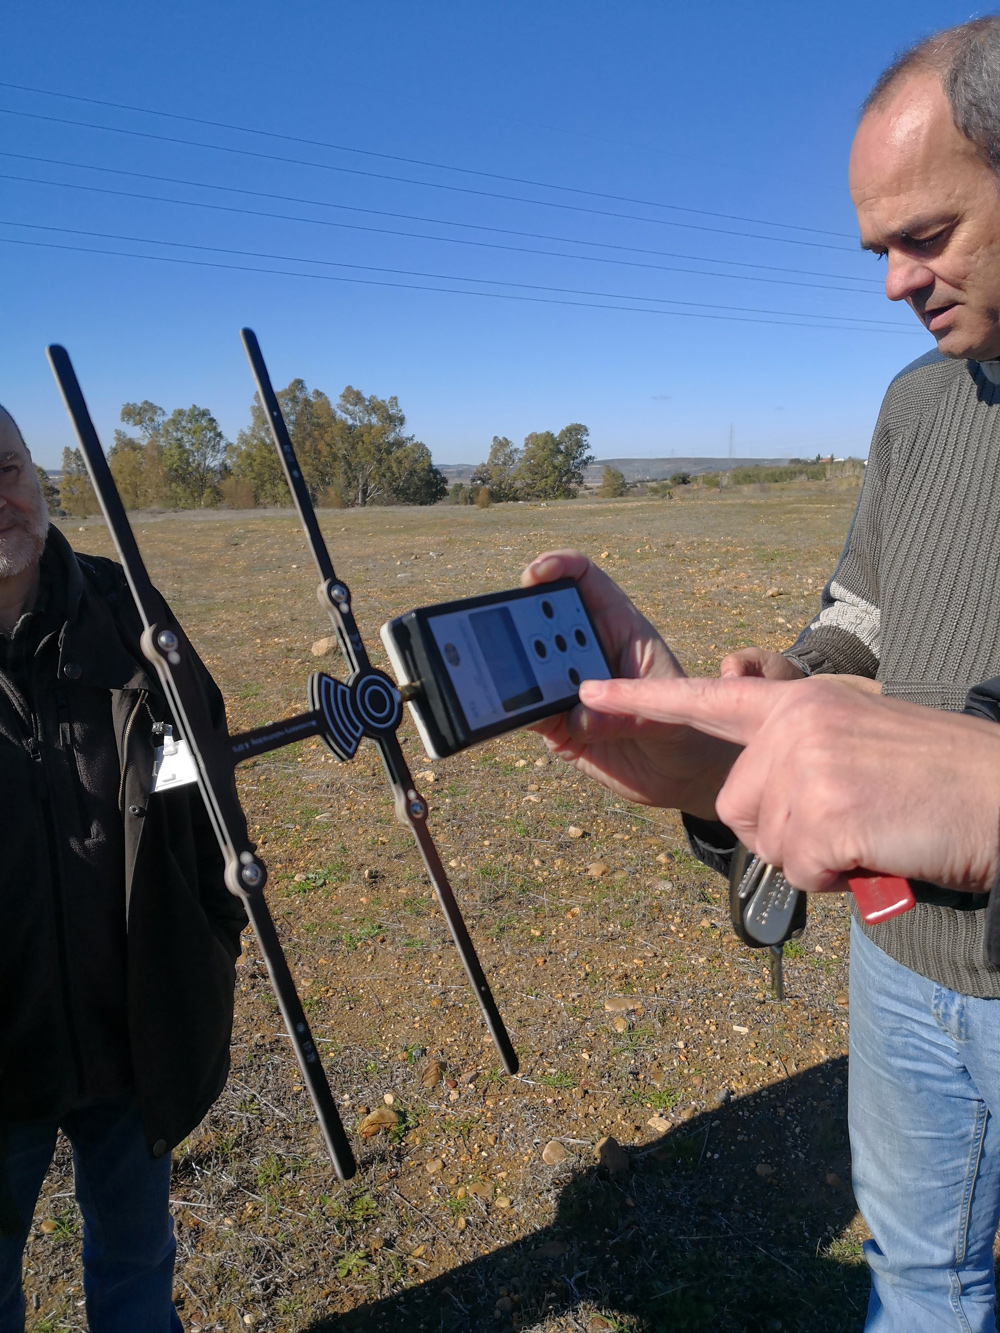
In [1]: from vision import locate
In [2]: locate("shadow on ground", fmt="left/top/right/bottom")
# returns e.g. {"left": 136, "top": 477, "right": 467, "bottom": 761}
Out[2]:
{"left": 308, "top": 1056, "right": 871, "bottom": 1332}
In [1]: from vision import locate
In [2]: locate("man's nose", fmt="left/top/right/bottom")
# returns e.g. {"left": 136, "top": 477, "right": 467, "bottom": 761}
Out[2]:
{"left": 884, "top": 252, "right": 935, "bottom": 303}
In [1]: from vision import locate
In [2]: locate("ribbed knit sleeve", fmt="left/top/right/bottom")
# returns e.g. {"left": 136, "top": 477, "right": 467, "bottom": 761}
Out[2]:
{"left": 784, "top": 421, "right": 887, "bottom": 680}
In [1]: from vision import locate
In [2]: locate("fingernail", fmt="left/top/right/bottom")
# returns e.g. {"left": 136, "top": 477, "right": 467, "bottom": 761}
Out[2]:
{"left": 578, "top": 679, "right": 607, "bottom": 701}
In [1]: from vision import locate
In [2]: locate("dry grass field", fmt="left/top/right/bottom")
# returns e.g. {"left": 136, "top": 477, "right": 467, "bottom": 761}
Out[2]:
{"left": 25, "top": 480, "right": 877, "bottom": 1333}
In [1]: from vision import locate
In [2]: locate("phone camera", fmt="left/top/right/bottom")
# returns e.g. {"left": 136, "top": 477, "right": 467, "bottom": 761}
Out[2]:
{"left": 533, "top": 639, "right": 548, "bottom": 659}
{"left": 541, "top": 600, "right": 554, "bottom": 619}
{"left": 568, "top": 667, "right": 581, "bottom": 686}
{"left": 574, "top": 628, "right": 587, "bottom": 647}
{"left": 443, "top": 643, "right": 460, "bottom": 667}
{"left": 554, "top": 634, "right": 567, "bottom": 652}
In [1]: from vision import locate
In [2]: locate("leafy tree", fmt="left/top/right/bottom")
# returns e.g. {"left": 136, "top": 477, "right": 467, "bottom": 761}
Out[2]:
{"left": 669, "top": 471, "right": 692, "bottom": 486}
{"left": 59, "top": 447, "right": 99, "bottom": 517}
{"left": 598, "top": 465, "right": 627, "bottom": 498}
{"left": 231, "top": 379, "right": 339, "bottom": 506}
{"left": 514, "top": 423, "right": 593, "bottom": 500}
{"left": 110, "top": 401, "right": 170, "bottom": 509}
{"left": 469, "top": 435, "right": 522, "bottom": 503}
{"left": 35, "top": 465, "right": 62, "bottom": 515}
{"left": 160, "top": 406, "right": 229, "bottom": 507}
{"left": 334, "top": 386, "right": 445, "bottom": 506}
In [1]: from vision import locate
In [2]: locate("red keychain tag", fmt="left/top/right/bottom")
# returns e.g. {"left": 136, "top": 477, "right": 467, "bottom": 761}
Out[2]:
{"left": 847, "top": 870, "right": 915, "bottom": 924}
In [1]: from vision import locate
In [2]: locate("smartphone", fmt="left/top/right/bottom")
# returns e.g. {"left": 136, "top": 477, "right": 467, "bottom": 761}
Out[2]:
{"left": 380, "top": 578, "right": 612, "bottom": 759}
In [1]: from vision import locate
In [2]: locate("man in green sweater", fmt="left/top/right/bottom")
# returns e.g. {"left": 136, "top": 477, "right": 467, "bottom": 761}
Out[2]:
{"left": 524, "top": 17, "right": 1000, "bottom": 1330}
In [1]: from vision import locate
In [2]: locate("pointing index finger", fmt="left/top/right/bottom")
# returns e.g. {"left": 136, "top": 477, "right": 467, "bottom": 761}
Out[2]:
{"left": 577, "top": 676, "right": 789, "bottom": 745}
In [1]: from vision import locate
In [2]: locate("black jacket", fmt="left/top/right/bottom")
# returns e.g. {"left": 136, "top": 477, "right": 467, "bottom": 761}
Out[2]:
{"left": 0, "top": 528, "right": 246, "bottom": 1157}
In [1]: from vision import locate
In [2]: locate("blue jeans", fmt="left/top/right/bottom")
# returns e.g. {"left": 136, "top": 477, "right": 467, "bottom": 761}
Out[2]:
{"left": 0, "top": 1097, "right": 182, "bottom": 1333}
{"left": 850, "top": 918, "right": 1000, "bottom": 1332}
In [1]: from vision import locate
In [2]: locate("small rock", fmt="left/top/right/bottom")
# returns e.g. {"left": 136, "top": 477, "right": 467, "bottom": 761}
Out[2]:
{"left": 648, "top": 1065, "right": 667, "bottom": 1089}
{"left": 596, "top": 1135, "right": 629, "bottom": 1180}
{"left": 612, "top": 1016, "right": 627, "bottom": 1033}
{"left": 766, "top": 587, "right": 781, "bottom": 598}
{"left": 495, "top": 1196, "right": 512, "bottom": 1209}
{"left": 359, "top": 1107, "right": 399, "bottom": 1138}
{"left": 567, "top": 825, "right": 585, "bottom": 839}
{"left": 655, "top": 852, "right": 672, "bottom": 864}
{"left": 449, "top": 1089, "right": 460, "bottom": 1102}
{"left": 467, "top": 1181, "right": 492, "bottom": 1199}
{"left": 651, "top": 878, "right": 674, "bottom": 892}
{"left": 515, "top": 759, "right": 528, "bottom": 767}
{"left": 495, "top": 1297, "right": 514, "bottom": 1315}
{"left": 383, "top": 1093, "right": 395, "bottom": 1105}
{"left": 836, "top": 994, "right": 849, "bottom": 1008}
{"left": 527, "top": 782, "right": 540, "bottom": 792}
{"left": 588, "top": 862, "right": 609, "bottom": 879}
{"left": 425, "top": 1158, "right": 443, "bottom": 1174}
{"left": 459, "top": 1070, "right": 478, "bottom": 1085}
{"left": 445, "top": 1077, "right": 458, "bottom": 1089}
{"left": 647, "top": 1115, "right": 670, "bottom": 1133}
{"left": 542, "top": 1140, "right": 569, "bottom": 1165}
{"left": 535, "top": 757, "right": 548, "bottom": 767}
{"left": 39, "top": 1219, "right": 57, "bottom": 1235}
{"left": 455, "top": 1215, "right": 467, "bottom": 1230}
{"left": 311, "top": 635, "right": 337, "bottom": 656}
{"left": 755, "top": 1162, "right": 774, "bottom": 1178}
{"left": 420, "top": 1059, "right": 444, "bottom": 1089}
{"left": 715, "top": 1087, "right": 732, "bottom": 1105}
{"left": 410, "top": 1243, "right": 426, "bottom": 1258}
{"left": 825, "top": 1172, "right": 843, "bottom": 1187}
{"left": 604, "top": 997, "right": 634, "bottom": 1013}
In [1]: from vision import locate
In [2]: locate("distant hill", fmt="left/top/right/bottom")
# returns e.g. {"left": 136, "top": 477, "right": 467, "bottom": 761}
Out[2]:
{"left": 436, "top": 456, "right": 799, "bottom": 485}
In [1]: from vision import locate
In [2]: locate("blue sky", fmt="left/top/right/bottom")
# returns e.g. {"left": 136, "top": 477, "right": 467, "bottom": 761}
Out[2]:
{"left": 0, "top": 1, "right": 978, "bottom": 468}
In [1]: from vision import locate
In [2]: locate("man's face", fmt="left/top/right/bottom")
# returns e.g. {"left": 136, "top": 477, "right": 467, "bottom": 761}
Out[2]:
{"left": 849, "top": 71, "right": 1000, "bottom": 360}
{"left": 0, "top": 412, "right": 48, "bottom": 580}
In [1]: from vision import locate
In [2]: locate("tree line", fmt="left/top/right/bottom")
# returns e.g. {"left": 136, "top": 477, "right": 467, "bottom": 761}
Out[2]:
{"left": 450, "top": 425, "right": 594, "bottom": 506}
{"left": 53, "top": 375, "right": 595, "bottom": 517}
{"left": 57, "top": 379, "right": 448, "bottom": 516}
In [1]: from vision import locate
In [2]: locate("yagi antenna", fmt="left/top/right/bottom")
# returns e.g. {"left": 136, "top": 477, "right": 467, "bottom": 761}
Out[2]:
{"left": 46, "top": 335, "right": 518, "bottom": 1184}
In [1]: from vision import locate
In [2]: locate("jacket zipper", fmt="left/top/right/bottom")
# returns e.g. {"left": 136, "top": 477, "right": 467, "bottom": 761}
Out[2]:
{"left": 117, "top": 690, "right": 148, "bottom": 814}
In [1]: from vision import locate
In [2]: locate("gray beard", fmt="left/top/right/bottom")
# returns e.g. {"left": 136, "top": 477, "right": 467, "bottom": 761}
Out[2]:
{"left": 0, "top": 507, "right": 49, "bottom": 579}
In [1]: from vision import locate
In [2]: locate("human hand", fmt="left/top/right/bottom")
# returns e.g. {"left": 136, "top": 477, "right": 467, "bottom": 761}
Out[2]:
{"left": 578, "top": 674, "right": 1000, "bottom": 894}
{"left": 720, "top": 647, "right": 807, "bottom": 680}
{"left": 520, "top": 550, "right": 739, "bottom": 817}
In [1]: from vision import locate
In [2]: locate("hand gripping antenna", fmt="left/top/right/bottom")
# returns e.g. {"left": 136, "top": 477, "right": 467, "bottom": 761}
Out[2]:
{"left": 239, "top": 328, "right": 519, "bottom": 1076}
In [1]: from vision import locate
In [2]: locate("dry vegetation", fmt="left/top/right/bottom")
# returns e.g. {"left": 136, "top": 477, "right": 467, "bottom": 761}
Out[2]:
{"left": 26, "top": 480, "right": 877, "bottom": 1332}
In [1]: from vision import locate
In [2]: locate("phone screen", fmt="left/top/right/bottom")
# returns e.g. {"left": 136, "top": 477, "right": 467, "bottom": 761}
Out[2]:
{"left": 469, "top": 607, "right": 543, "bottom": 712}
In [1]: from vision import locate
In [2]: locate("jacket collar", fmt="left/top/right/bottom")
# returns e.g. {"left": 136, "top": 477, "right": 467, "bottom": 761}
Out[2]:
{"left": 46, "top": 527, "right": 159, "bottom": 696}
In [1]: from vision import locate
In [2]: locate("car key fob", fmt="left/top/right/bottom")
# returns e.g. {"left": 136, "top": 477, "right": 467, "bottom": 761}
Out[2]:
{"left": 745, "top": 865, "right": 801, "bottom": 945}
{"left": 729, "top": 846, "right": 806, "bottom": 948}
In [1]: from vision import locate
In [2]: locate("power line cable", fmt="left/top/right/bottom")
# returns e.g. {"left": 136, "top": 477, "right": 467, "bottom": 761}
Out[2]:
{"left": 0, "top": 232, "right": 919, "bottom": 335}
{"left": 0, "top": 79, "right": 857, "bottom": 241}
{"left": 0, "top": 106, "right": 860, "bottom": 254}
{"left": 0, "top": 219, "right": 914, "bottom": 330}
{"left": 0, "top": 149, "right": 881, "bottom": 287}
{"left": 1, "top": 168, "right": 885, "bottom": 299}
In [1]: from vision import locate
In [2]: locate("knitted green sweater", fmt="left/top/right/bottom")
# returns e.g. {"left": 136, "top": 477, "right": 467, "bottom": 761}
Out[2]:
{"left": 785, "top": 349, "right": 1000, "bottom": 996}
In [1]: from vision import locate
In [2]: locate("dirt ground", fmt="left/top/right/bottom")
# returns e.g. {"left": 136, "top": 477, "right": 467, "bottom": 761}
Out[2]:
{"left": 24, "top": 481, "right": 879, "bottom": 1332}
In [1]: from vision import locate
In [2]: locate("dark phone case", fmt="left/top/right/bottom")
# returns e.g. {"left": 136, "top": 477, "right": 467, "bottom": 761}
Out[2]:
{"left": 386, "top": 578, "right": 612, "bottom": 757}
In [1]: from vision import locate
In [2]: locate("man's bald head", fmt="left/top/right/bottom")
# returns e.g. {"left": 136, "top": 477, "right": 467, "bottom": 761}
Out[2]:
{"left": 0, "top": 404, "right": 48, "bottom": 580}
{"left": 0, "top": 405, "right": 28, "bottom": 457}
{"left": 863, "top": 17, "right": 1000, "bottom": 175}
{"left": 850, "top": 19, "right": 1000, "bottom": 360}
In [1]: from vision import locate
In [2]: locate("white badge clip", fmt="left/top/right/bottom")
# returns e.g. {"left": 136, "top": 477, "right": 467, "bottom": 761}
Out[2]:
{"left": 151, "top": 724, "right": 199, "bottom": 792}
